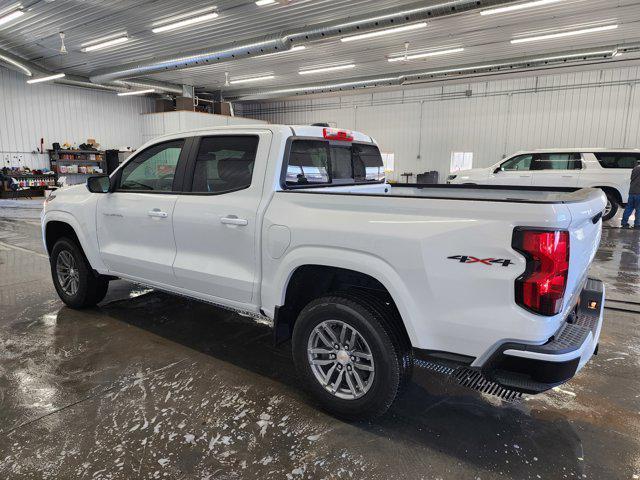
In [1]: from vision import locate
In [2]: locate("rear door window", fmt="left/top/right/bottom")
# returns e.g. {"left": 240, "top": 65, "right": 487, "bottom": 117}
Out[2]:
{"left": 190, "top": 136, "right": 259, "bottom": 193}
{"left": 594, "top": 152, "right": 640, "bottom": 168}
{"left": 532, "top": 153, "right": 582, "bottom": 170}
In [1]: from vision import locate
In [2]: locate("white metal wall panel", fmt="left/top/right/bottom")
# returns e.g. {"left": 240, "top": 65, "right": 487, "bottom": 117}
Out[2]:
{"left": 239, "top": 65, "right": 640, "bottom": 182}
{"left": 0, "top": 68, "right": 154, "bottom": 168}
{"left": 140, "top": 111, "right": 268, "bottom": 144}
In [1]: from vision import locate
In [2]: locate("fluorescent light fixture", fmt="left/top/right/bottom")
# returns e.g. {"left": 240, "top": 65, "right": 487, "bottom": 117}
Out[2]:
{"left": 81, "top": 35, "right": 129, "bottom": 52}
{"left": 0, "top": 4, "right": 24, "bottom": 27}
{"left": 511, "top": 24, "right": 618, "bottom": 44}
{"left": 255, "top": 0, "right": 276, "bottom": 5}
{"left": 299, "top": 64, "right": 355, "bottom": 75}
{"left": 230, "top": 74, "right": 275, "bottom": 84}
{"left": 481, "top": 0, "right": 564, "bottom": 16}
{"left": 117, "top": 89, "right": 155, "bottom": 96}
{"left": 27, "top": 73, "right": 65, "bottom": 84}
{"left": 257, "top": 45, "right": 306, "bottom": 58}
{"left": 237, "top": 76, "right": 401, "bottom": 99}
{"left": 388, "top": 47, "right": 464, "bottom": 62}
{"left": 0, "top": 54, "right": 31, "bottom": 76}
{"left": 341, "top": 22, "right": 427, "bottom": 42}
{"left": 152, "top": 8, "right": 219, "bottom": 33}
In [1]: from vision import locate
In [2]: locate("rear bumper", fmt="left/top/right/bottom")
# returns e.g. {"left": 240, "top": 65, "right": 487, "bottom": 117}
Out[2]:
{"left": 482, "top": 278, "right": 605, "bottom": 393}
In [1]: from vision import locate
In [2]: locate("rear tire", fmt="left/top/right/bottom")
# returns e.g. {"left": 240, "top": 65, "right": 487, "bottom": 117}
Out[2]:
{"left": 50, "top": 237, "right": 109, "bottom": 309}
{"left": 602, "top": 192, "right": 618, "bottom": 221}
{"left": 292, "top": 292, "right": 411, "bottom": 420}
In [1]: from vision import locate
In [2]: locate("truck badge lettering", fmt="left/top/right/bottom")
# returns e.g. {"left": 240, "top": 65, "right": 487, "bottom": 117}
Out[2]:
{"left": 448, "top": 255, "right": 513, "bottom": 267}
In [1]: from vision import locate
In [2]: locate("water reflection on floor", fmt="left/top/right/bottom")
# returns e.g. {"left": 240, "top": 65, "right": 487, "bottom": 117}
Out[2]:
{"left": 0, "top": 216, "right": 638, "bottom": 479}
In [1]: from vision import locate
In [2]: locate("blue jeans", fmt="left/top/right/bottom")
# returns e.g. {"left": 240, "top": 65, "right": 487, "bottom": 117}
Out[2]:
{"left": 622, "top": 194, "right": 640, "bottom": 226}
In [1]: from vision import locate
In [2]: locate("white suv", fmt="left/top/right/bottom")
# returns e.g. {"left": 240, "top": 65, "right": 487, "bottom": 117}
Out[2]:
{"left": 448, "top": 149, "right": 640, "bottom": 221}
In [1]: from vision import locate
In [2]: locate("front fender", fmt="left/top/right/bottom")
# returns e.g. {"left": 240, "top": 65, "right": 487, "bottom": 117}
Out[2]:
{"left": 42, "top": 210, "right": 107, "bottom": 272}
{"left": 263, "top": 246, "right": 420, "bottom": 346}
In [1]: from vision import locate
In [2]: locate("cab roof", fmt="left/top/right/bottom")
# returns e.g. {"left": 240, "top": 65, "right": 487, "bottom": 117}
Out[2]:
{"left": 147, "top": 124, "right": 375, "bottom": 145}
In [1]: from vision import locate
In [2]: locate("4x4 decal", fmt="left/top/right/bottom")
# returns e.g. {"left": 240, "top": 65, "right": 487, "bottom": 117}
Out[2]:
{"left": 448, "top": 255, "right": 514, "bottom": 267}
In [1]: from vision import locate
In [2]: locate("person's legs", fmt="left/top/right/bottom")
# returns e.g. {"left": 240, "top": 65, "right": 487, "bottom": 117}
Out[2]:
{"left": 633, "top": 195, "right": 640, "bottom": 228}
{"left": 622, "top": 195, "right": 635, "bottom": 227}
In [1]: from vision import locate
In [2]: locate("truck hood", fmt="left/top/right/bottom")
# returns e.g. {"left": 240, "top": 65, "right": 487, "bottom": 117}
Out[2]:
{"left": 450, "top": 167, "right": 492, "bottom": 181}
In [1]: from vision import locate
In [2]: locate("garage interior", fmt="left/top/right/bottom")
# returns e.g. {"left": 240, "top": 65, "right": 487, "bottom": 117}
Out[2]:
{"left": 1, "top": 0, "right": 640, "bottom": 478}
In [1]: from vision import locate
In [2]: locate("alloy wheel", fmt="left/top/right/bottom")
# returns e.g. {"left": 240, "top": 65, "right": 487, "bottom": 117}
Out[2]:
{"left": 56, "top": 250, "right": 79, "bottom": 296}
{"left": 307, "top": 319, "right": 375, "bottom": 400}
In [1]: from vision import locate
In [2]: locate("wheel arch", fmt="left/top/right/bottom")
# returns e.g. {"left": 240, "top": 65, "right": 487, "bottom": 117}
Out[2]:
{"left": 45, "top": 220, "right": 81, "bottom": 255}
{"left": 593, "top": 186, "right": 622, "bottom": 205}
{"left": 269, "top": 252, "right": 418, "bottom": 348}
{"left": 42, "top": 212, "right": 106, "bottom": 271}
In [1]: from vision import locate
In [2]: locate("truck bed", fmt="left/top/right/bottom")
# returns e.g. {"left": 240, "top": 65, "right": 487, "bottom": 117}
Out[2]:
{"left": 265, "top": 183, "right": 606, "bottom": 358}
{"left": 299, "top": 182, "right": 604, "bottom": 205}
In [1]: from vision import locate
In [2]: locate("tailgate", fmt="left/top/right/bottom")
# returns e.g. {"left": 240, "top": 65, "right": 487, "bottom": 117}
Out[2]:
{"left": 562, "top": 188, "right": 607, "bottom": 312}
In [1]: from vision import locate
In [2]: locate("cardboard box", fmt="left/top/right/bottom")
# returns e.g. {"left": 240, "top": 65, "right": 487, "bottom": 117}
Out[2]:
{"left": 175, "top": 96, "right": 194, "bottom": 111}
{"left": 213, "top": 102, "right": 232, "bottom": 116}
{"left": 155, "top": 99, "right": 174, "bottom": 112}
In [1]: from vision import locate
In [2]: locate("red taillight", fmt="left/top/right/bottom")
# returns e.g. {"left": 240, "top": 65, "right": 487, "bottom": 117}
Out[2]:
{"left": 513, "top": 229, "right": 570, "bottom": 316}
{"left": 323, "top": 128, "right": 353, "bottom": 142}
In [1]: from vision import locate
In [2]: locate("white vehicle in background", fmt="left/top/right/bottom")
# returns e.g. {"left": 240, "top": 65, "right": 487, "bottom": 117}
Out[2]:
{"left": 447, "top": 149, "right": 640, "bottom": 221}
{"left": 42, "top": 126, "right": 606, "bottom": 419}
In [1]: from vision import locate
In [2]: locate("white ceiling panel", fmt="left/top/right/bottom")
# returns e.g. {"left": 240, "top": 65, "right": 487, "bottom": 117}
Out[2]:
{"left": 0, "top": 0, "right": 639, "bottom": 97}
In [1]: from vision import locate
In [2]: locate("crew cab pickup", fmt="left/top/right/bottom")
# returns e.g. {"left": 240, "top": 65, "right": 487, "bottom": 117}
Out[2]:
{"left": 42, "top": 125, "right": 606, "bottom": 419}
{"left": 447, "top": 149, "right": 640, "bottom": 221}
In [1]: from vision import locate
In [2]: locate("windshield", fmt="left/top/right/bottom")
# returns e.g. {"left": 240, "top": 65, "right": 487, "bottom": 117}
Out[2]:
{"left": 286, "top": 139, "right": 384, "bottom": 186}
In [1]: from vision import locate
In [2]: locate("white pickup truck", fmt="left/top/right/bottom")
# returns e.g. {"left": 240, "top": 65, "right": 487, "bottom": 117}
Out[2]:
{"left": 447, "top": 149, "right": 640, "bottom": 221}
{"left": 42, "top": 125, "right": 607, "bottom": 419}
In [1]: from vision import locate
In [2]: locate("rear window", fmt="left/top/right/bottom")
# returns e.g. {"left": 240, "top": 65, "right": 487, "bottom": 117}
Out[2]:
{"left": 594, "top": 152, "right": 640, "bottom": 169}
{"left": 285, "top": 140, "right": 384, "bottom": 186}
{"left": 287, "top": 140, "right": 330, "bottom": 184}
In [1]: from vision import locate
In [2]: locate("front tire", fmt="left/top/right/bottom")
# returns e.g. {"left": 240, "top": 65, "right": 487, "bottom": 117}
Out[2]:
{"left": 292, "top": 292, "right": 409, "bottom": 420}
{"left": 602, "top": 192, "right": 618, "bottom": 221}
{"left": 50, "top": 237, "right": 109, "bottom": 309}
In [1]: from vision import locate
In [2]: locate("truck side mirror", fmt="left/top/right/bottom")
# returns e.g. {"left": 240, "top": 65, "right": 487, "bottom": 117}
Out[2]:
{"left": 493, "top": 167, "right": 502, "bottom": 174}
{"left": 87, "top": 175, "right": 112, "bottom": 193}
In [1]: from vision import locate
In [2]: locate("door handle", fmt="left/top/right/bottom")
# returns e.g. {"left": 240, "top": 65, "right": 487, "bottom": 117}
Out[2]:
{"left": 221, "top": 215, "right": 248, "bottom": 226}
{"left": 561, "top": 175, "right": 573, "bottom": 178}
{"left": 148, "top": 209, "right": 168, "bottom": 218}
{"left": 519, "top": 175, "right": 531, "bottom": 178}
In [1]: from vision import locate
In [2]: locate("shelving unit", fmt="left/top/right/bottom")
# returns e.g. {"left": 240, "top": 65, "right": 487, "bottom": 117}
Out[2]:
{"left": 48, "top": 149, "right": 106, "bottom": 186}
{"left": 0, "top": 173, "right": 56, "bottom": 198}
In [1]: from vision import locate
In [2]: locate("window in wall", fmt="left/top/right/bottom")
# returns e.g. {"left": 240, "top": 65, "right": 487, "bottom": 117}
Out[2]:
{"left": 191, "top": 136, "right": 259, "bottom": 193}
{"left": 119, "top": 139, "right": 184, "bottom": 191}
{"left": 381, "top": 153, "right": 395, "bottom": 173}
{"left": 450, "top": 151, "right": 473, "bottom": 172}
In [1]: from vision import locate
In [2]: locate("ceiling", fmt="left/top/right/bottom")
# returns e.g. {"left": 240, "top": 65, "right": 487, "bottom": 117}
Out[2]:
{"left": 1, "top": 0, "right": 640, "bottom": 100}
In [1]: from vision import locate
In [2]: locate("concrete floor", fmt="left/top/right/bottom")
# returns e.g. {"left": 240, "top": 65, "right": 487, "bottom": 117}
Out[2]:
{"left": 0, "top": 213, "right": 638, "bottom": 480}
